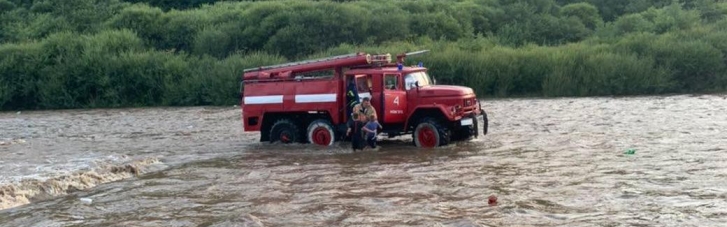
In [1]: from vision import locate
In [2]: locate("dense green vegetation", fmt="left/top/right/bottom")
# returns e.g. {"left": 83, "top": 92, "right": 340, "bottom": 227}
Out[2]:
{"left": 1, "top": 0, "right": 726, "bottom": 110}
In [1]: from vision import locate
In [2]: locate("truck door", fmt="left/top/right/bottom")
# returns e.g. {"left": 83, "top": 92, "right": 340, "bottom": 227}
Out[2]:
{"left": 382, "top": 74, "right": 406, "bottom": 124}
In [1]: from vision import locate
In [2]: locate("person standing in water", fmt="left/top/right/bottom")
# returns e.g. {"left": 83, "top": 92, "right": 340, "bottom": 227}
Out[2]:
{"left": 347, "top": 112, "right": 365, "bottom": 151}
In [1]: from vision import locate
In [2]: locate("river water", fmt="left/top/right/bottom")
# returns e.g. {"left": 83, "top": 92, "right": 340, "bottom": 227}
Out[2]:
{"left": 1, "top": 95, "right": 726, "bottom": 227}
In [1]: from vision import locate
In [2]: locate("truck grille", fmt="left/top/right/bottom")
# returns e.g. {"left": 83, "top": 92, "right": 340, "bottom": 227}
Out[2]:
{"left": 464, "top": 97, "right": 477, "bottom": 107}
{"left": 458, "top": 98, "right": 477, "bottom": 114}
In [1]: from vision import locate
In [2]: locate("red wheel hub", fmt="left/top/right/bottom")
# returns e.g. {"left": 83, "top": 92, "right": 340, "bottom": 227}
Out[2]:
{"left": 280, "top": 132, "right": 291, "bottom": 143}
{"left": 311, "top": 127, "right": 332, "bottom": 145}
{"left": 417, "top": 126, "right": 437, "bottom": 148}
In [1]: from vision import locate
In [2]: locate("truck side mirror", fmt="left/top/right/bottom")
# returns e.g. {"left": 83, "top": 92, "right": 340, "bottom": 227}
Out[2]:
{"left": 415, "top": 81, "right": 419, "bottom": 91}
{"left": 433, "top": 77, "right": 437, "bottom": 85}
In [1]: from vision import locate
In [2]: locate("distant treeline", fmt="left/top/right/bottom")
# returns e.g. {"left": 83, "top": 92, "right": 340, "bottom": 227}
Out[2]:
{"left": 1, "top": 0, "right": 726, "bottom": 110}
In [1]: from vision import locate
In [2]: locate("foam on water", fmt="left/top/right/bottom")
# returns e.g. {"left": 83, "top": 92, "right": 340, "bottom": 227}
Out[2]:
{"left": 0, "top": 157, "right": 164, "bottom": 210}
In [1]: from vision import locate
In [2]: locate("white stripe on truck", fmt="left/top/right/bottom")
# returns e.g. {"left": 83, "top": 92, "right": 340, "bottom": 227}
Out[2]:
{"left": 244, "top": 95, "right": 283, "bottom": 104}
{"left": 295, "top": 94, "right": 337, "bottom": 103}
{"left": 245, "top": 93, "right": 356, "bottom": 104}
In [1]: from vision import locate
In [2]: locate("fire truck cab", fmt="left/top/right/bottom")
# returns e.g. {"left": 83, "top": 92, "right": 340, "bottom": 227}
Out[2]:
{"left": 241, "top": 50, "right": 488, "bottom": 148}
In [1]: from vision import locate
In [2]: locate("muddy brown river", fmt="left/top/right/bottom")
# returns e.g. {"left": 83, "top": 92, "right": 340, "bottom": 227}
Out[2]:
{"left": 1, "top": 95, "right": 727, "bottom": 227}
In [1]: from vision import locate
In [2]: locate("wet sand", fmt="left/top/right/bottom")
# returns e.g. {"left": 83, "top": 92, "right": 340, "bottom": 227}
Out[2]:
{"left": 1, "top": 95, "right": 726, "bottom": 226}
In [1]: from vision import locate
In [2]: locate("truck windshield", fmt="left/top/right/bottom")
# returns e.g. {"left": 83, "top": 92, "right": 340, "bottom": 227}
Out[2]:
{"left": 404, "top": 71, "right": 432, "bottom": 90}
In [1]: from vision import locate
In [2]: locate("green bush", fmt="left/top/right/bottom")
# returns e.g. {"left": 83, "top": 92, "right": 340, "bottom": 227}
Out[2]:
{"left": 560, "top": 2, "right": 603, "bottom": 29}
{"left": 0, "top": 0, "right": 15, "bottom": 12}
{"left": 106, "top": 4, "right": 165, "bottom": 48}
{"left": 1, "top": 0, "right": 727, "bottom": 110}
{"left": 0, "top": 28, "right": 289, "bottom": 110}
{"left": 0, "top": 41, "right": 45, "bottom": 109}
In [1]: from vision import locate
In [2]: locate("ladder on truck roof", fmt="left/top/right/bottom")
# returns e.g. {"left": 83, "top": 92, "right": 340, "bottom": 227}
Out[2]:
{"left": 243, "top": 52, "right": 392, "bottom": 73}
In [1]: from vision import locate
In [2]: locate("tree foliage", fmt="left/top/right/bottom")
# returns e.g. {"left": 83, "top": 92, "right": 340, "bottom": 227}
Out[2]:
{"left": 1, "top": 0, "right": 727, "bottom": 110}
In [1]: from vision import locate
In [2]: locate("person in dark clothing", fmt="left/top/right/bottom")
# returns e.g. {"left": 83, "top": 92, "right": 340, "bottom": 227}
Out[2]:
{"left": 346, "top": 112, "right": 365, "bottom": 151}
{"left": 346, "top": 79, "right": 360, "bottom": 117}
{"left": 343, "top": 78, "right": 361, "bottom": 141}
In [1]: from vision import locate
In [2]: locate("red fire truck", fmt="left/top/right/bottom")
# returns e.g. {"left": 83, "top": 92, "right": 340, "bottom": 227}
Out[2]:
{"left": 240, "top": 50, "right": 488, "bottom": 148}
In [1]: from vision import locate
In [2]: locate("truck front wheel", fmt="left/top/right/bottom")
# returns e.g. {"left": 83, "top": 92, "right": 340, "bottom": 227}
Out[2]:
{"left": 269, "top": 119, "right": 301, "bottom": 144}
{"left": 413, "top": 118, "right": 450, "bottom": 148}
{"left": 452, "top": 113, "right": 479, "bottom": 141}
{"left": 307, "top": 119, "right": 335, "bottom": 146}
{"left": 482, "top": 111, "right": 488, "bottom": 135}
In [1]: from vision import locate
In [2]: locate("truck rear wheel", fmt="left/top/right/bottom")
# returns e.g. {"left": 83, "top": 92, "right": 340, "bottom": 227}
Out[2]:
{"left": 413, "top": 118, "right": 450, "bottom": 148}
{"left": 269, "top": 119, "right": 301, "bottom": 144}
{"left": 307, "top": 119, "right": 335, "bottom": 146}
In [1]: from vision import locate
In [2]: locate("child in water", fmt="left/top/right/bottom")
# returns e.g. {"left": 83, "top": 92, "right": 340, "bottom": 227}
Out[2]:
{"left": 362, "top": 114, "right": 382, "bottom": 150}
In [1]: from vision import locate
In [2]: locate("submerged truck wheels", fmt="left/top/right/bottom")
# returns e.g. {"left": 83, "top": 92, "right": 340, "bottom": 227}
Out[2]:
{"left": 267, "top": 118, "right": 336, "bottom": 146}
{"left": 452, "top": 113, "right": 480, "bottom": 141}
{"left": 413, "top": 118, "right": 450, "bottom": 148}
{"left": 307, "top": 119, "right": 335, "bottom": 146}
{"left": 269, "top": 119, "right": 301, "bottom": 144}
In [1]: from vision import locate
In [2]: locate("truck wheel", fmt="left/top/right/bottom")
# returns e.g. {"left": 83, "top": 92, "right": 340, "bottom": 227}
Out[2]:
{"left": 307, "top": 119, "right": 335, "bottom": 146}
{"left": 482, "top": 111, "right": 488, "bottom": 135}
{"left": 413, "top": 118, "right": 450, "bottom": 148}
{"left": 451, "top": 113, "right": 478, "bottom": 141}
{"left": 269, "top": 119, "right": 300, "bottom": 144}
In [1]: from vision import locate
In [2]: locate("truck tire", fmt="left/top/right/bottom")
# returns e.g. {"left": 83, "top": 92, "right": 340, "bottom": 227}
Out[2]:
{"left": 307, "top": 119, "right": 335, "bottom": 146}
{"left": 413, "top": 118, "right": 450, "bottom": 148}
{"left": 482, "top": 111, "right": 488, "bottom": 135}
{"left": 269, "top": 119, "right": 301, "bottom": 144}
{"left": 457, "top": 113, "right": 480, "bottom": 140}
